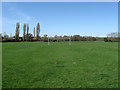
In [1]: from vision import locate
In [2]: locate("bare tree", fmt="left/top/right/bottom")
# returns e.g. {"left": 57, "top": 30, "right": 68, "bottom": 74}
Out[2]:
{"left": 4, "top": 32, "right": 9, "bottom": 40}
{"left": 10, "top": 33, "right": 12, "bottom": 39}
{"left": 23, "top": 24, "right": 26, "bottom": 41}
{"left": 107, "top": 32, "right": 118, "bottom": 38}
{"left": 44, "top": 34, "right": 48, "bottom": 38}
{"left": 15, "top": 22, "right": 20, "bottom": 41}
{"left": 36, "top": 23, "right": 40, "bottom": 40}
{"left": 54, "top": 35, "right": 58, "bottom": 42}
{"left": 107, "top": 32, "right": 119, "bottom": 42}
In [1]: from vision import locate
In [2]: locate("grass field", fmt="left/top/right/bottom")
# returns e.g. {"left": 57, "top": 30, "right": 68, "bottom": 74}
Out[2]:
{"left": 2, "top": 42, "right": 118, "bottom": 88}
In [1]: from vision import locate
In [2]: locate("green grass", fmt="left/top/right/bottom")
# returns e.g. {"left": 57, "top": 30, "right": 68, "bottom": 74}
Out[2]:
{"left": 2, "top": 41, "right": 118, "bottom": 88}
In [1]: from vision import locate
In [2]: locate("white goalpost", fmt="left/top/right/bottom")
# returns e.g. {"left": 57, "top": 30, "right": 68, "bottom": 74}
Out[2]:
{"left": 69, "top": 36, "right": 71, "bottom": 45}
{"left": 48, "top": 36, "right": 49, "bottom": 45}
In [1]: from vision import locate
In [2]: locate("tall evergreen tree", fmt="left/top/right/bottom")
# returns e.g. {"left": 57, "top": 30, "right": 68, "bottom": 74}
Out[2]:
{"left": 15, "top": 22, "right": 20, "bottom": 41}
{"left": 27, "top": 24, "right": 29, "bottom": 35}
{"left": 23, "top": 24, "right": 26, "bottom": 41}
{"left": 36, "top": 23, "right": 40, "bottom": 40}
{"left": 34, "top": 27, "right": 35, "bottom": 38}
{"left": 26, "top": 24, "right": 29, "bottom": 41}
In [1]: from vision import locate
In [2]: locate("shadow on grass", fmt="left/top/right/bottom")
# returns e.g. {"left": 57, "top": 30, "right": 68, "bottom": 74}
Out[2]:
{"left": 55, "top": 65, "right": 64, "bottom": 67}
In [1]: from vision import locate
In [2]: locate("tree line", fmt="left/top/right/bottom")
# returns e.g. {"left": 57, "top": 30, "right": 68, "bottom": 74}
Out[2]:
{"left": 14, "top": 22, "right": 40, "bottom": 41}
{"left": 0, "top": 22, "right": 119, "bottom": 42}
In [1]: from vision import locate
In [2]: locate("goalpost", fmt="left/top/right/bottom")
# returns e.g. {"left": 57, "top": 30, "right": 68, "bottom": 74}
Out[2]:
{"left": 47, "top": 35, "right": 71, "bottom": 46}
{"left": 69, "top": 36, "right": 71, "bottom": 46}
{"left": 48, "top": 36, "right": 49, "bottom": 45}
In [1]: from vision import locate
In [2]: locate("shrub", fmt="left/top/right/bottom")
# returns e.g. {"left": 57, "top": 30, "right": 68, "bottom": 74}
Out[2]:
{"left": 104, "top": 38, "right": 108, "bottom": 42}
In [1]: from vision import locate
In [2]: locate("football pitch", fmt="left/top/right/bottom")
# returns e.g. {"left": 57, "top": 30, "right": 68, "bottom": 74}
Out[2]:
{"left": 2, "top": 41, "right": 118, "bottom": 88}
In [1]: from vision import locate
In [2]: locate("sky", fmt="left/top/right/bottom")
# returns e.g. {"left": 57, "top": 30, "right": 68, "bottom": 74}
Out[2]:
{"left": 2, "top": 2, "right": 118, "bottom": 37}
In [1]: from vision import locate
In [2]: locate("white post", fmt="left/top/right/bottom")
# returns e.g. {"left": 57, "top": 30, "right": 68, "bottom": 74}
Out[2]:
{"left": 48, "top": 37, "right": 49, "bottom": 45}
{"left": 69, "top": 36, "right": 71, "bottom": 45}
{"left": 57, "top": 36, "right": 58, "bottom": 42}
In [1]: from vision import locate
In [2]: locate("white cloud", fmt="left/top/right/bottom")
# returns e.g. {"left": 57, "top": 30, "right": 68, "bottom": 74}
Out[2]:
{"left": 16, "top": 11, "right": 37, "bottom": 22}
{"left": 3, "top": 3, "right": 37, "bottom": 23}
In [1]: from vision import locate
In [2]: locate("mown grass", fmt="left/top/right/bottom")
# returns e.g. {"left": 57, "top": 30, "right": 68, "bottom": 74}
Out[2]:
{"left": 2, "top": 41, "right": 118, "bottom": 88}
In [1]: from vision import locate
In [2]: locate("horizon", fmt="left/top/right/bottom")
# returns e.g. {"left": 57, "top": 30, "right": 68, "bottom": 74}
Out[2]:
{"left": 2, "top": 2, "right": 118, "bottom": 37}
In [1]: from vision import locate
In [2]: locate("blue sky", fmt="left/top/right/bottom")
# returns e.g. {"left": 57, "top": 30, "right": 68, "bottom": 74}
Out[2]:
{"left": 2, "top": 2, "right": 118, "bottom": 37}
